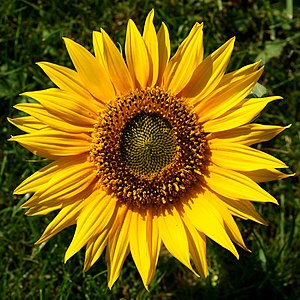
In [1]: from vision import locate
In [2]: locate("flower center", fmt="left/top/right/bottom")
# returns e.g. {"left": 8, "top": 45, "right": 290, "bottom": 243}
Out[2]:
{"left": 89, "top": 87, "right": 208, "bottom": 208}
{"left": 120, "top": 113, "right": 177, "bottom": 176}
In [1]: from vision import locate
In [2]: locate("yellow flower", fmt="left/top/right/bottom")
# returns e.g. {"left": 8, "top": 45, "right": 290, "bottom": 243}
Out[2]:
{"left": 10, "top": 10, "right": 292, "bottom": 289}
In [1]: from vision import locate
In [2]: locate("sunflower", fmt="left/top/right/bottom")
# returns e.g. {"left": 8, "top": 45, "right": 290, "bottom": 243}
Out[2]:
{"left": 10, "top": 10, "right": 292, "bottom": 289}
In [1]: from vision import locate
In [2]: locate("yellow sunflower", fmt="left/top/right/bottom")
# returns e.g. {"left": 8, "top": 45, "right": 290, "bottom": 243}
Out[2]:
{"left": 10, "top": 10, "right": 292, "bottom": 289}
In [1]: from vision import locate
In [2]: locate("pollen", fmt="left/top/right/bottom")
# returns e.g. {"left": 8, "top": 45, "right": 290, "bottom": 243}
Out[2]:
{"left": 89, "top": 87, "right": 208, "bottom": 207}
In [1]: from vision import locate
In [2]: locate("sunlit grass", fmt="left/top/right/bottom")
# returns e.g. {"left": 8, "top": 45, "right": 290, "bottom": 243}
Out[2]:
{"left": 1, "top": 1, "right": 299, "bottom": 299}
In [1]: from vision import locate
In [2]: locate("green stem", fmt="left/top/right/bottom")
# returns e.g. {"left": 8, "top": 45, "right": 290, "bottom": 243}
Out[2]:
{"left": 286, "top": 0, "right": 293, "bottom": 18}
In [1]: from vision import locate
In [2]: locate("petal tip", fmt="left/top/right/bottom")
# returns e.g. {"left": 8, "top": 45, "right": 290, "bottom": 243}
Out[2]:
{"left": 107, "top": 281, "right": 114, "bottom": 290}
{"left": 149, "top": 8, "right": 154, "bottom": 15}
{"left": 128, "top": 19, "right": 134, "bottom": 26}
{"left": 34, "top": 238, "right": 43, "bottom": 245}
{"left": 144, "top": 284, "right": 150, "bottom": 292}
{"left": 64, "top": 252, "right": 71, "bottom": 264}
{"left": 256, "top": 59, "right": 263, "bottom": 66}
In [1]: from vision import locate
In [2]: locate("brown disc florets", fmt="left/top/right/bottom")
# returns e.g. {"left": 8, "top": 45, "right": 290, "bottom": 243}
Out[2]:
{"left": 89, "top": 87, "right": 208, "bottom": 208}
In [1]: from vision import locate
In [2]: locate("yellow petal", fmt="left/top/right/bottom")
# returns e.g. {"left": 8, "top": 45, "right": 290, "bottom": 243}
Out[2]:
{"left": 220, "top": 197, "right": 267, "bottom": 225}
{"left": 10, "top": 128, "right": 90, "bottom": 159}
{"left": 164, "top": 22, "right": 204, "bottom": 94}
{"left": 240, "top": 169, "right": 294, "bottom": 183}
{"left": 36, "top": 200, "right": 85, "bottom": 243}
{"left": 92, "top": 31, "right": 105, "bottom": 63}
{"left": 143, "top": 9, "right": 159, "bottom": 87}
{"left": 25, "top": 204, "right": 61, "bottom": 216}
{"left": 209, "top": 141, "right": 288, "bottom": 171}
{"left": 157, "top": 205, "right": 196, "bottom": 274}
{"left": 14, "top": 102, "right": 92, "bottom": 134}
{"left": 63, "top": 38, "right": 115, "bottom": 103}
{"left": 205, "top": 164, "right": 278, "bottom": 204}
{"left": 37, "top": 62, "right": 93, "bottom": 101}
{"left": 8, "top": 116, "right": 47, "bottom": 133}
{"left": 22, "top": 177, "right": 95, "bottom": 210}
{"left": 107, "top": 204, "right": 131, "bottom": 289}
{"left": 14, "top": 161, "right": 60, "bottom": 195}
{"left": 179, "top": 207, "right": 208, "bottom": 277}
{"left": 156, "top": 22, "right": 170, "bottom": 86}
{"left": 129, "top": 209, "right": 152, "bottom": 290}
{"left": 183, "top": 188, "right": 239, "bottom": 258}
{"left": 180, "top": 37, "right": 235, "bottom": 102}
{"left": 101, "top": 29, "right": 134, "bottom": 94}
{"left": 65, "top": 190, "right": 117, "bottom": 262}
{"left": 34, "top": 159, "right": 96, "bottom": 204}
{"left": 218, "top": 61, "right": 261, "bottom": 86}
{"left": 209, "top": 192, "right": 249, "bottom": 251}
{"left": 146, "top": 208, "right": 161, "bottom": 285}
{"left": 125, "top": 19, "right": 150, "bottom": 88}
{"left": 84, "top": 228, "right": 110, "bottom": 272}
{"left": 196, "top": 67, "right": 264, "bottom": 121}
{"left": 207, "top": 123, "right": 290, "bottom": 146}
{"left": 22, "top": 88, "right": 98, "bottom": 125}
{"left": 203, "top": 96, "right": 282, "bottom": 132}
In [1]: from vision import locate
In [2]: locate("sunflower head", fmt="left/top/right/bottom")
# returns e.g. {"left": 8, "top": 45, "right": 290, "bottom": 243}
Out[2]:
{"left": 10, "top": 9, "right": 292, "bottom": 289}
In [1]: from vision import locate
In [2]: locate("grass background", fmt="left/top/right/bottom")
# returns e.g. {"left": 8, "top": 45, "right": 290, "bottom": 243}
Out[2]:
{"left": 1, "top": 0, "right": 299, "bottom": 299}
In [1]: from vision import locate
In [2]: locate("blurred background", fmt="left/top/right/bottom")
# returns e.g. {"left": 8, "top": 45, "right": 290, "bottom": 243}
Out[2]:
{"left": 0, "top": 0, "right": 299, "bottom": 299}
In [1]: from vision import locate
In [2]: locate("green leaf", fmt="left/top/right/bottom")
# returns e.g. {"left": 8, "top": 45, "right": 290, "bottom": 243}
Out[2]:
{"left": 248, "top": 82, "right": 268, "bottom": 98}
{"left": 255, "top": 40, "right": 285, "bottom": 64}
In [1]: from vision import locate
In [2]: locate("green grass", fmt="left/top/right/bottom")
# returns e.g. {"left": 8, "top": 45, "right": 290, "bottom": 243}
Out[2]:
{"left": 1, "top": 0, "right": 299, "bottom": 299}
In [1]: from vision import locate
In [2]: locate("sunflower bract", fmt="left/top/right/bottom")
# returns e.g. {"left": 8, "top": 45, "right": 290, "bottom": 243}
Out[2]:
{"left": 10, "top": 9, "right": 292, "bottom": 289}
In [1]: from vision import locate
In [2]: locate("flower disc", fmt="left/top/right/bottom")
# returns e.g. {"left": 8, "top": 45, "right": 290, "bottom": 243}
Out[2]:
{"left": 120, "top": 112, "right": 177, "bottom": 176}
{"left": 89, "top": 87, "right": 208, "bottom": 207}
